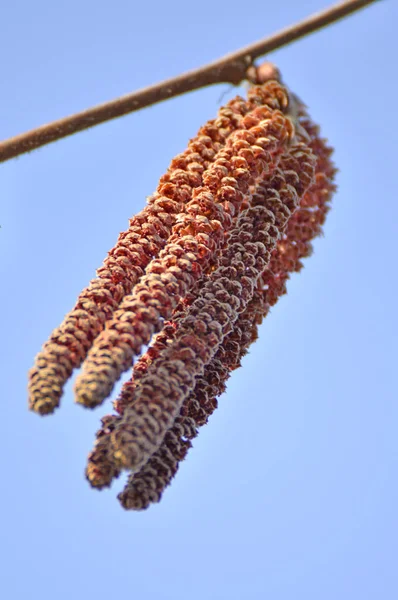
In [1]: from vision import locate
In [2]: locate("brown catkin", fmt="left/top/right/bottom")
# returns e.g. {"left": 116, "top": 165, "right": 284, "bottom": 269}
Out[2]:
{"left": 28, "top": 67, "right": 337, "bottom": 511}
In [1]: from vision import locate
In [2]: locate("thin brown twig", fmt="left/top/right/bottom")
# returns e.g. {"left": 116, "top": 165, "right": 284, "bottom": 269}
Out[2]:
{"left": 0, "top": 0, "right": 380, "bottom": 163}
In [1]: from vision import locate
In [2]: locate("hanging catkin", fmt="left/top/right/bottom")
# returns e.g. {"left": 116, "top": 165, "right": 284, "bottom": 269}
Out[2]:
{"left": 28, "top": 64, "right": 336, "bottom": 510}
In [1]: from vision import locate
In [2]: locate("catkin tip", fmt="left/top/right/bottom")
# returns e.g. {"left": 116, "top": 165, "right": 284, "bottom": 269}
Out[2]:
{"left": 74, "top": 382, "right": 109, "bottom": 409}
{"left": 29, "top": 398, "right": 58, "bottom": 416}
{"left": 85, "top": 464, "right": 115, "bottom": 489}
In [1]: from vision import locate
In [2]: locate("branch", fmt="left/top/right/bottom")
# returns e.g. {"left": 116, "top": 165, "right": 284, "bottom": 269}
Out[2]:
{"left": 0, "top": 0, "right": 380, "bottom": 163}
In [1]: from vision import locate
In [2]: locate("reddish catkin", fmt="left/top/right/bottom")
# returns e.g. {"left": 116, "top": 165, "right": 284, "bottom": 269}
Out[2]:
{"left": 74, "top": 96, "right": 295, "bottom": 409}
{"left": 117, "top": 120, "right": 336, "bottom": 510}
{"left": 28, "top": 67, "right": 337, "bottom": 511}
{"left": 27, "top": 94, "right": 265, "bottom": 416}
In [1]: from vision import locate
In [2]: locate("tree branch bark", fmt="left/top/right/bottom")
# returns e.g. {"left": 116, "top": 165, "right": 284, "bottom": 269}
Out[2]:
{"left": 0, "top": 0, "right": 380, "bottom": 163}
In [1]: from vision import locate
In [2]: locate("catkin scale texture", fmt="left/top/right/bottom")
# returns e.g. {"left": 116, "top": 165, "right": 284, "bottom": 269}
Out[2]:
{"left": 28, "top": 69, "right": 336, "bottom": 510}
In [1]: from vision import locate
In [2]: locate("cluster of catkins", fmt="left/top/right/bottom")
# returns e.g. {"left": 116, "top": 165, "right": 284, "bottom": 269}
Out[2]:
{"left": 28, "top": 63, "right": 336, "bottom": 510}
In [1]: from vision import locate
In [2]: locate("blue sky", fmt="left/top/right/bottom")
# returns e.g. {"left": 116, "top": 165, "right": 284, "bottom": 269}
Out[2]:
{"left": 1, "top": 1, "right": 397, "bottom": 598}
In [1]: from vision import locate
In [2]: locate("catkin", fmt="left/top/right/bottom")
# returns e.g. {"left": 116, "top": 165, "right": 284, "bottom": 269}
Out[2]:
{"left": 28, "top": 66, "right": 336, "bottom": 510}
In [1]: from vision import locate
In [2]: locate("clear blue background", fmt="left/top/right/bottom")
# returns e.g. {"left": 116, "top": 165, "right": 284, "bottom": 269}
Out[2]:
{"left": 1, "top": 1, "right": 397, "bottom": 598}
